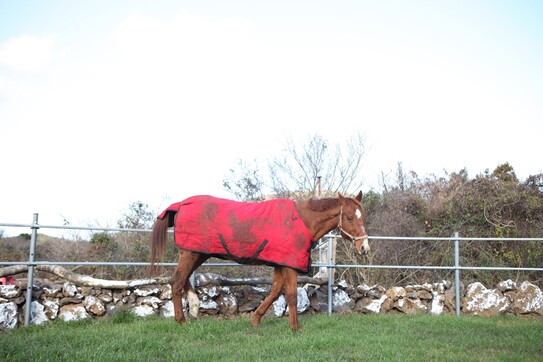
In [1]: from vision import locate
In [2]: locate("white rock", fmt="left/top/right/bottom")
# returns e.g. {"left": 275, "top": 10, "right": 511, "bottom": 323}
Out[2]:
{"left": 159, "top": 284, "right": 172, "bottom": 300}
{"left": 31, "top": 301, "right": 49, "bottom": 325}
{"left": 0, "top": 302, "right": 18, "bottom": 330}
{"left": 0, "top": 285, "right": 20, "bottom": 298}
{"left": 218, "top": 293, "right": 237, "bottom": 315}
{"left": 365, "top": 295, "right": 387, "bottom": 314}
{"left": 272, "top": 295, "right": 286, "bottom": 317}
{"left": 43, "top": 298, "right": 60, "bottom": 319}
{"left": 333, "top": 290, "right": 351, "bottom": 309}
{"left": 386, "top": 287, "right": 406, "bottom": 299}
{"left": 430, "top": 292, "right": 444, "bottom": 315}
{"left": 134, "top": 287, "right": 161, "bottom": 297}
{"left": 133, "top": 305, "right": 155, "bottom": 317}
{"left": 464, "top": 282, "right": 509, "bottom": 315}
{"left": 497, "top": 279, "right": 516, "bottom": 292}
{"left": 63, "top": 282, "right": 78, "bottom": 297}
{"left": 409, "top": 298, "right": 428, "bottom": 312}
{"left": 515, "top": 281, "right": 543, "bottom": 314}
{"left": 433, "top": 282, "right": 446, "bottom": 294}
{"left": 134, "top": 288, "right": 162, "bottom": 297}
{"left": 160, "top": 301, "right": 174, "bottom": 318}
{"left": 138, "top": 296, "right": 162, "bottom": 309}
{"left": 43, "top": 285, "right": 62, "bottom": 296}
{"left": 200, "top": 299, "right": 219, "bottom": 310}
{"left": 59, "top": 305, "right": 89, "bottom": 322}
{"left": 203, "top": 287, "right": 220, "bottom": 298}
{"left": 84, "top": 295, "right": 106, "bottom": 316}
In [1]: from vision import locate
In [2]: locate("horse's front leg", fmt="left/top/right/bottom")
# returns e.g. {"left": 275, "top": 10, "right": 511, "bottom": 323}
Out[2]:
{"left": 252, "top": 267, "right": 285, "bottom": 327}
{"left": 282, "top": 268, "right": 300, "bottom": 332}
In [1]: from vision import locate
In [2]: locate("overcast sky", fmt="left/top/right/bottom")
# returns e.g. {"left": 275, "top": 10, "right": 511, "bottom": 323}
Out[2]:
{"left": 1, "top": 1, "right": 542, "bottom": 236}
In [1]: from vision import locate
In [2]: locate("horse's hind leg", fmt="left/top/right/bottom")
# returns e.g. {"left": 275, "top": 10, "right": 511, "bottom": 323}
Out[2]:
{"left": 251, "top": 267, "right": 285, "bottom": 328}
{"left": 185, "top": 253, "right": 208, "bottom": 319}
{"left": 172, "top": 250, "right": 207, "bottom": 324}
{"left": 184, "top": 279, "right": 200, "bottom": 319}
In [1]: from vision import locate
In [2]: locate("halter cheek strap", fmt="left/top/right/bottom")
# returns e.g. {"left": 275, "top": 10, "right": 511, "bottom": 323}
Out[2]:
{"left": 337, "top": 206, "right": 367, "bottom": 242}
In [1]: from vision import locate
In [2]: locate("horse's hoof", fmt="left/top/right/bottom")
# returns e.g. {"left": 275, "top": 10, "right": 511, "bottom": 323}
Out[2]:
{"left": 251, "top": 317, "right": 261, "bottom": 328}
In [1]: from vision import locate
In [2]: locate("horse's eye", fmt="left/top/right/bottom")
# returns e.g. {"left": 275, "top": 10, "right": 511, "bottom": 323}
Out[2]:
{"left": 346, "top": 216, "right": 353, "bottom": 222}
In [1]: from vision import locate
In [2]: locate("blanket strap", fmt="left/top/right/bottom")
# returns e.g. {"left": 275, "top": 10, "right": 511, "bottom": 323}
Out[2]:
{"left": 251, "top": 239, "right": 269, "bottom": 260}
{"left": 218, "top": 234, "right": 233, "bottom": 256}
{"left": 218, "top": 234, "right": 269, "bottom": 262}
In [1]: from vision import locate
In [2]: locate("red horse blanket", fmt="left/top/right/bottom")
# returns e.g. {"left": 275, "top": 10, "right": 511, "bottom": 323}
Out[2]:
{"left": 157, "top": 196, "right": 314, "bottom": 273}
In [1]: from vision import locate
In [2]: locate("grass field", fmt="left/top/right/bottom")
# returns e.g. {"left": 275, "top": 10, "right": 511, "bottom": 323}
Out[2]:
{"left": 1, "top": 313, "right": 542, "bottom": 361}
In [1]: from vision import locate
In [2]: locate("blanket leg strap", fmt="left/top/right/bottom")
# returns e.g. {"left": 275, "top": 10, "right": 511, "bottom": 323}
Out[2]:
{"left": 251, "top": 239, "right": 269, "bottom": 261}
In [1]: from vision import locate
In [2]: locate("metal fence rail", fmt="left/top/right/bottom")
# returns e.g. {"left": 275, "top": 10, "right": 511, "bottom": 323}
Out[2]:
{"left": 1, "top": 214, "right": 543, "bottom": 327}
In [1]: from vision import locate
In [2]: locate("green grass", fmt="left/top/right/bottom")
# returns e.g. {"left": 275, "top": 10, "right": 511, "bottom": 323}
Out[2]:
{"left": 1, "top": 314, "right": 542, "bottom": 361}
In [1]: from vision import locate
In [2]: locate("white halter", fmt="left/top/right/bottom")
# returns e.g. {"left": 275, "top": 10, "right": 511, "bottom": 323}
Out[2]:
{"left": 337, "top": 206, "right": 366, "bottom": 241}
{"left": 338, "top": 206, "right": 370, "bottom": 254}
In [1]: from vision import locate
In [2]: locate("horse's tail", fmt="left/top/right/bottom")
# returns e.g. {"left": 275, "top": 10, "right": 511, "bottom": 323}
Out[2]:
{"left": 149, "top": 211, "right": 174, "bottom": 276}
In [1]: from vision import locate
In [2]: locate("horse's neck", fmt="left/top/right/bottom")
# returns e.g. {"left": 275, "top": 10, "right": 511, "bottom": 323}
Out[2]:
{"left": 296, "top": 200, "right": 339, "bottom": 241}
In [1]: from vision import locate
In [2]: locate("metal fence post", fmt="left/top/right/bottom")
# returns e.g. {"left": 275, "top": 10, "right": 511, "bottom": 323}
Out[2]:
{"left": 454, "top": 232, "right": 461, "bottom": 317}
{"left": 24, "top": 213, "right": 39, "bottom": 327}
{"left": 327, "top": 235, "right": 333, "bottom": 316}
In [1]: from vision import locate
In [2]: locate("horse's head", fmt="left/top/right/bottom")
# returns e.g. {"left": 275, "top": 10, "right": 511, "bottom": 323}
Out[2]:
{"left": 338, "top": 191, "right": 369, "bottom": 255}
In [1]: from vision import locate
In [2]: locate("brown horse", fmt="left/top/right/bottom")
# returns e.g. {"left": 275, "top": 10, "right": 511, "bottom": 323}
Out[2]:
{"left": 150, "top": 191, "right": 368, "bottom": 331}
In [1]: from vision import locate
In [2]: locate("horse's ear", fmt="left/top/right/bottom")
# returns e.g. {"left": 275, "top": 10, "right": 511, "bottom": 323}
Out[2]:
{"left": 338, "top": 192, "right": 346, "bottom": 202}
{"left": 355, "top": 191, "right": 363, "bottom": 202}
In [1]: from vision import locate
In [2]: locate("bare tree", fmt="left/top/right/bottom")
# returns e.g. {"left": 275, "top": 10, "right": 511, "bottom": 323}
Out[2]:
{"left": 117, "top": 201, "right": 155, "bottom": 229}
{"left": 223, "top": 132, "right": 367, "bottom": 200}
{"left": 223, "top": 159, "right": 265, "bottom": 201}
{"left": 269, "top": 132, "right": 367, "bottom": 199}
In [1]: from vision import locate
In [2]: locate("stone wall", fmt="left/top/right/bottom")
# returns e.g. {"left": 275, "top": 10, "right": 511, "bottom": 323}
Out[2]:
{"left": 1, "top": 276, "right": 542, "bottom": 330}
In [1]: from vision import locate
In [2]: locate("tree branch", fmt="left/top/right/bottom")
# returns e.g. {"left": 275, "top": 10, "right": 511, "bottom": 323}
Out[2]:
{"left": 0, "top": 265, "right": 327, "bottom": 288}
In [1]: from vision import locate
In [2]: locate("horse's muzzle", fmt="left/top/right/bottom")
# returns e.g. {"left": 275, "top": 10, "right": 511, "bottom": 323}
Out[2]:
{"left": 355, "top": 237, "right": 370, "bottom": 255}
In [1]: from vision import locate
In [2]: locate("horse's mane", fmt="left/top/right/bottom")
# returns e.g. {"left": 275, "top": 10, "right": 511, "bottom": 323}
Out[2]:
{"left": 305, "top": 197, "right": 339, "bottom": 212}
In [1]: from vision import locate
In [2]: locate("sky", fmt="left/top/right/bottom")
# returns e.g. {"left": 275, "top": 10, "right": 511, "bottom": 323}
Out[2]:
{"left": 1, "top": 1, "right": 542, "bottom": 237}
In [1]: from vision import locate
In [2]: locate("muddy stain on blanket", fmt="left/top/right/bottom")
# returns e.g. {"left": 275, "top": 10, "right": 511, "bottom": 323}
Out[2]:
{"left": 200, "top": 202, "right": 219, "bottom": 224}
{"left": 228, "top": 210, "right": 257, "bottom": 246}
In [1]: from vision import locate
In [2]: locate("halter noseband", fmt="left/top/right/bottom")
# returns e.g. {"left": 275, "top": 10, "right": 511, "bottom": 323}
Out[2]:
{"left": 337, "top": 205, "right": 367, "bottom": 242}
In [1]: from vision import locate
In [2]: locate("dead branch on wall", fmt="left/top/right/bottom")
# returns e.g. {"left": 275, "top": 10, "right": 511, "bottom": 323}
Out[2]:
{"left": 0, "top": 265, "right": 327, "bottom": 288}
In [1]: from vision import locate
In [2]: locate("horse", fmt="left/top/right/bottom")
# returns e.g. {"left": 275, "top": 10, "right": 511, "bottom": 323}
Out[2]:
{"left": 150, "top": 191, "right": 368, "bottom": 331}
